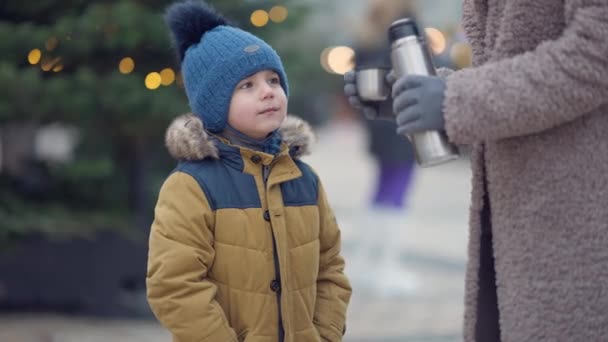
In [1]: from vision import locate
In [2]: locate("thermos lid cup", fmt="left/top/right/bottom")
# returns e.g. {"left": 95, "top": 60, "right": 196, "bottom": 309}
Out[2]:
{"left": 355, "top": 68, "right": 390, "bottom": 101}
{"left": 388, "top": 18, "right": 421, "bottom": 42}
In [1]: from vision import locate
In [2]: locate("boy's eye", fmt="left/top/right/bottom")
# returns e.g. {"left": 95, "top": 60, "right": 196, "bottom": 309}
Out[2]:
{"left": 239, "top": 81, "right": 253, "bottom": 89}
{"left": 269, "top": 77, "right": 280, "bottom": 84}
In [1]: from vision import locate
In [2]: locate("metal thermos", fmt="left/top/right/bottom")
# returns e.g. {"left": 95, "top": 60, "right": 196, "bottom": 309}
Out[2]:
{"left": 388, "top": 18, "right": 459, "bottom": 167}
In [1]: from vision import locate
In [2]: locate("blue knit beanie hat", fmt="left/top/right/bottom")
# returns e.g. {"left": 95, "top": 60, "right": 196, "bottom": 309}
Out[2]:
{"left": 165, "top": 1, "right": 289, "bottom": 133}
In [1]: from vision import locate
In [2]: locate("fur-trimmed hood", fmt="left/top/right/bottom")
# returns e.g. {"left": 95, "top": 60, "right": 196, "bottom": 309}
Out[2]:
{"left": 165, "top": 113, "right": 315, "bottom": 161}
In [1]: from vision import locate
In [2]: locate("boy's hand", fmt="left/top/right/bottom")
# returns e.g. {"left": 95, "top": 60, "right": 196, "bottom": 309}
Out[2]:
{"left": 392, "top": 74, "right": 447, "bottom": 136}
{"left": 344, "top": 71, "right": 395, "bottom": 121}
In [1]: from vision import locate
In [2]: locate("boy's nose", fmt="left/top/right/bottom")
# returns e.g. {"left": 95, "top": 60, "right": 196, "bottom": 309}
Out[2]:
{"left": 260, "top": 83, "right": 274, "bottom": 99}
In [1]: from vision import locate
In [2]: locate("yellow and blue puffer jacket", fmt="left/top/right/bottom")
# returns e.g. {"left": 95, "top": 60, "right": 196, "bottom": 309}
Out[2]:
{"left": 146, "top": 114, "right": 352, "bottom": 342}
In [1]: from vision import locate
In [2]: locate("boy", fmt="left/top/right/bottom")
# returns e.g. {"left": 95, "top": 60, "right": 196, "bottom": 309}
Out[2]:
{"left": 146, "top": 2, "right": 352, "bottom": 342}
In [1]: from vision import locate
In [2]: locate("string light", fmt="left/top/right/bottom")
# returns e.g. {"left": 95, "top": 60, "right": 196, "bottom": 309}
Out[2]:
{"left": 251, "top": 10, "right": 269, "bottom": 27}
{"left": 41, "top": 56, "right": 61, "bottom": 72}
{"left": 119, "top": 57, "right": 135, "bottom": 74}
{"left": 28, "top": 49, "right": 42, "bottom": 65}
{"left": 269, "top": 6, "right": 288, "bottom": 23}
{"left": 145, "top": 72, "right": 162, "bottom": 90}
{"left": 160, "top": 68, "right": 175, "bottom": 86}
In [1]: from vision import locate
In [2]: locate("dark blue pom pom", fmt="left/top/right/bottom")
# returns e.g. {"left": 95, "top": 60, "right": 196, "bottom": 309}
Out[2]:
{"left": 165, "top": 1, "right": 227, "bottom": 63}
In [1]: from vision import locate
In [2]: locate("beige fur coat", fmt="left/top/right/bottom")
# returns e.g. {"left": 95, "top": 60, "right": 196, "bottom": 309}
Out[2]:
{"left": 443, "top": 0, "right": 608, "bottom": 341}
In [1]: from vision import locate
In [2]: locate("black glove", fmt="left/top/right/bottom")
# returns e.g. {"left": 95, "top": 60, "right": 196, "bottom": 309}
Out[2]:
{"left": 392, "top": 74, "right": 446, "bottom": 136}
{"left": 344, "top": 71, "right": 394, "bottom": 121}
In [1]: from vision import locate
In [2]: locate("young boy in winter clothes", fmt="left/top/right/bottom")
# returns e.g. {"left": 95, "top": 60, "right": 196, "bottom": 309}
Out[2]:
{"left": 146, "top": 2, "right": 352, "bottom": 342}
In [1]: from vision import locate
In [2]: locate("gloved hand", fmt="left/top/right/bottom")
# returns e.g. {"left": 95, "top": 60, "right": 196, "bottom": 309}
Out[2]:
{"left": 343, "top": 71, "right": 394, "bottom": 121}
{"left": 392, "top": 74, "right": 447, "bottom": 136}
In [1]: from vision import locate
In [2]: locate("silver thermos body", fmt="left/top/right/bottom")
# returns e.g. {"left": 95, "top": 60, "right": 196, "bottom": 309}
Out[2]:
{"left": 388, "top": 18, "right": 459, "bottom": 167}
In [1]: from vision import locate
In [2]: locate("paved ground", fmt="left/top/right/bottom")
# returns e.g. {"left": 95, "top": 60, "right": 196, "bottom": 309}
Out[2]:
{"left": 308, "top": 120, "right": 470, "bottom": 341}
{"left": 0, "top": 119, "right": 472, "bottom": 341}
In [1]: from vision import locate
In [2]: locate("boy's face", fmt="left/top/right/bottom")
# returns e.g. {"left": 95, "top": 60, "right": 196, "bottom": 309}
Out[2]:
{"left": 227, "top": 70, "right": 287, "bottom": 140}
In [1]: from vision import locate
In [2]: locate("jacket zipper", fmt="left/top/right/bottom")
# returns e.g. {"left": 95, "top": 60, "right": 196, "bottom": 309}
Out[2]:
{"left": 263, "top": 162, "right": 285, "bottom": 342}
{"left": 270, "top": 230, "right": 285, "bottom": 342}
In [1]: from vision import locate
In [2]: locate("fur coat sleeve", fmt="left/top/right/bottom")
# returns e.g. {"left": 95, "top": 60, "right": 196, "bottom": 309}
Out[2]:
{"left": 443, "top": 0, "right": 608, "bottom": 144}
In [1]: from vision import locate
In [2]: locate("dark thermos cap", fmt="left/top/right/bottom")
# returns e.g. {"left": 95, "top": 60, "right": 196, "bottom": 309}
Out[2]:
{"left": 388, "top": 18, "right": 421, "bottom": 42}
{"left": 354, "top": 45, "right": 392, "bottom": 70}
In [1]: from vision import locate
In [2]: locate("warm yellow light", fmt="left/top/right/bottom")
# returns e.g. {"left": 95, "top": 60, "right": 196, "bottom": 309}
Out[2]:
{"left": 41, "top": 56, "right": 61, "bottom": 72}
{"left": 269, "top": 6, "right": 288, "bottom": 23}
{"left": 251, "top": 10, "right": 269, "bottom": 27}
{"left": 160, "top": 68, "right": 175, "bottom": 86}
{"left": 28, "top": 49, "right": 42, "bottom": 65}
{"left": 326, "top": 46, "right": 355, "bottom": 75}
{"left": 145, "top": 72, "right": 162, "bottom": 90}
{"left": 45, "top": 36, "right": 59, "bottom": 51}
{"left": 450, "top": 42, "right": 473, "bottom": 69}
{"left": 119, "top": 57, "right": 135, "bottom": 74}
{"left": 52, "top": 64, "right": 64, "bottom": 72}
{"left": 425, "top": 28, "right": 447, "bottom": 55}
{"left": 319, "top": 47, "right": 333, "bottom": 74}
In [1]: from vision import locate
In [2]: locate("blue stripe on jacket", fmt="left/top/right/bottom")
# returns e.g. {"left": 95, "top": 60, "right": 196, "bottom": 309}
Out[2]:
{"left": 174, "top": 158, "right": 319, "bottom": 211}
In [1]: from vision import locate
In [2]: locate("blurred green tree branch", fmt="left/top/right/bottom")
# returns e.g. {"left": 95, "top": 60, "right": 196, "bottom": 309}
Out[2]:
{"left": 0, "top": 0, "right": 334, "bottom": 243}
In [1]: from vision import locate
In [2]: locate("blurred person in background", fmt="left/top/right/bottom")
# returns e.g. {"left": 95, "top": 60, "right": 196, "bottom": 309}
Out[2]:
{"left": 147, "top": 2, "right": 351, "bottom": 341}
{"left": 353, "top": 0, "right": 417, "bottom": 212}
{"left": 345, "top": 0, "right": 419, "bottom": 296}
{"left": 348, "top": 0, "right": 608, "bottom": 340}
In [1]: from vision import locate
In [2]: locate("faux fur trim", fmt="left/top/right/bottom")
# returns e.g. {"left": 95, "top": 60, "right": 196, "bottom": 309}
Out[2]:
{"left": 164, "top": 113, "right": 315, "bottom": 160}
{"left": 279, "top": 116, "right": 315, "bottom": 159}
{"left": 165, "top": 114, "right": 219, "bottom": 160}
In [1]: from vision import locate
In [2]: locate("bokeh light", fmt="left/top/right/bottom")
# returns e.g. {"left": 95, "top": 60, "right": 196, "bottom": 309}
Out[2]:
{"left": 425, "top": 28, "right": 447, "bottom": 55}
{"left": 269, "top": 6, "right": 288, "bottom": 23}
{"left": 41, "top": 56, "right": 61, "bottom": 72}
{"left": 450, "top": 42, "right": 473, "bottom": 69}
{"left": 251, "top": 10, "right": 269, "bottom": 27}
{"left": 145, "top": 72, "right": 161, "bottom": 90}
{"left": 323, "top": 46, "right": 355, "bottom": 75}
{"left": 28, "top": 49, "right": 42, "bottom": 65}
{"left": 320, "top": 47, "right": 335, "bottom": 74}
{"left": 160, "top": 68, "right": 175, "bottom": 86}
{"left": 118, "top": 57, "right": 135, "bottom": 74}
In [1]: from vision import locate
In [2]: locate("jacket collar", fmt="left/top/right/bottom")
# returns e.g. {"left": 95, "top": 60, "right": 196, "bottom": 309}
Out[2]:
{"left": 165, "top": 113, "right": 315, "bottom": 161}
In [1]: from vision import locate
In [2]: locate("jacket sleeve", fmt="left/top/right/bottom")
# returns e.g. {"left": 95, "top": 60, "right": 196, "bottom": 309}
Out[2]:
{"left": 146, "top": 172, "right": 238, "bottom": 342}
{"left": 312, "top": 179, "right": 352, "bottom": 341}
{"left": 443, "top": 0, "right": 608, "bottom": 144}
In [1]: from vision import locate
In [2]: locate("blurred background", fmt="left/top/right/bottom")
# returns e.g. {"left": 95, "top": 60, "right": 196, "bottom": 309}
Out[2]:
{"left": 0, "top": 0, "right": 472, "bottom": 341}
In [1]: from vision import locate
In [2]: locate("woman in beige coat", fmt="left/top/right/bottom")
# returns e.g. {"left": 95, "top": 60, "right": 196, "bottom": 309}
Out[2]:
{"left": 346, "top": 0, "right": 608, "bottom": 340}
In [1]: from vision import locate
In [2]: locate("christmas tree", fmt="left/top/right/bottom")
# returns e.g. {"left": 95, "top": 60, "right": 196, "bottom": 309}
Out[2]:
{"left": 0, "top": 0, "right": 321, "bottom": 242}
